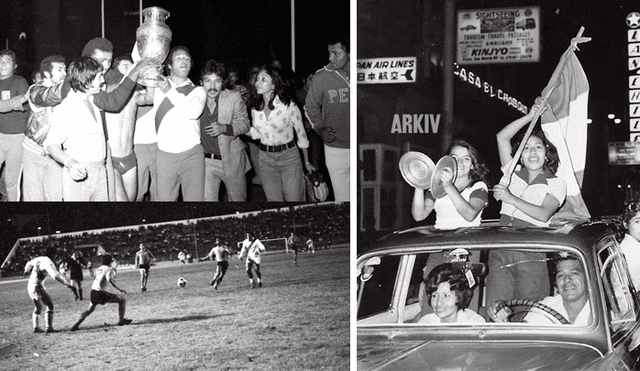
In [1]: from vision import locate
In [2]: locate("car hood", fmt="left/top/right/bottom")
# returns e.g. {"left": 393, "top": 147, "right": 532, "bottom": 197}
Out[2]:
{"left": 358, "top": 339, "right": 602, "bottom": 371}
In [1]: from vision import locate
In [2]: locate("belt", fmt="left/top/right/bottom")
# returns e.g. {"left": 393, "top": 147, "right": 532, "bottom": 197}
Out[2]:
{"left": 259, "top": 140, "right": 295, "bottom": 153}
{"left": 204, "top": 153, "right": 222, "bottom": 160}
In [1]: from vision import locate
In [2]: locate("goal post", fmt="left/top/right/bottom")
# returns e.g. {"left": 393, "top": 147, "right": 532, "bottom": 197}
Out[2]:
{"left": 236, "top": 237, "right": 290, "bottom": 254}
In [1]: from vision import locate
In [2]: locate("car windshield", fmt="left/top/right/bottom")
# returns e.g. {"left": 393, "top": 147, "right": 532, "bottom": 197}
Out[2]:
{"left": 357, "top": 244, "right": 637, "bottom": 328}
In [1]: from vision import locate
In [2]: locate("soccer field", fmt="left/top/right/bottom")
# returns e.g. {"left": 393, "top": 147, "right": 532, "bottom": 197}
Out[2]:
{"left": 0, "top": 247, "right": 350, "bottom": 371}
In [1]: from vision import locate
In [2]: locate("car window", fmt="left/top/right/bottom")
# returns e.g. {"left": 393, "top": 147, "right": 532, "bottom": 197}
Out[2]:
{"left": 597, "top": 237, "right": 638, "bottom": 338}
{"left": 358, "top": 246, "right": 597, "bottom": 327}
{"left": 357, "top": 254, "right": 401, "bottom": 321}
{"left": 403, "top": 250, "right": 484, "bottom": 324}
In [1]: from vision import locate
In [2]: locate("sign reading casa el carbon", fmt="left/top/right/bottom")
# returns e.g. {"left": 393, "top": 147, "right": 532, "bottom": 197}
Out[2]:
{"left": 357, "top": 57, "right": 416, "bottom": 84}
{"left": 457, "top": 6, "right": 540, "bottom": 65}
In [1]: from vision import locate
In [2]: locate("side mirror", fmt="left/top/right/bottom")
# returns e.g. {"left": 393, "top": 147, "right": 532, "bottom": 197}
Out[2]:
{"left": 359, "top": 256, "right": 381, "bottom": 282}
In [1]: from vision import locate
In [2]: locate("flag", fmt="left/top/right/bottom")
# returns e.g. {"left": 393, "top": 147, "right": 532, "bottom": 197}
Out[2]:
{"left": 540, "top": 50, "right": 591, "bottom": 221}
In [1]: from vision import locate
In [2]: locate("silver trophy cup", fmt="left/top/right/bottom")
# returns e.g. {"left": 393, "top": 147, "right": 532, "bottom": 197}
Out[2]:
{"left": 136, "top": 7, "right": 172, "bottom": 86}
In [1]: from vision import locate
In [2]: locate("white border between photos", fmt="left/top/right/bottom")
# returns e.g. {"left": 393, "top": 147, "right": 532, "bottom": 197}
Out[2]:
{"left": 350, "top": 0, "right": 357, "bottom": 368}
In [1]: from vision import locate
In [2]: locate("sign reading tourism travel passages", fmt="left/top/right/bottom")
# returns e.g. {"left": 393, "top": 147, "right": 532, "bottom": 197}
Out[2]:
{"left": 457, "top": 6, "right": 540, "bottom": 65}
{"left": 357, "top": 57, "right": 417, "bottom": 84}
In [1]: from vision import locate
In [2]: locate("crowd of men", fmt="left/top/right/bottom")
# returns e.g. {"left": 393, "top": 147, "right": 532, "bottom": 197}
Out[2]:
{"left": 0, "top": 34, "right": 350, "bottom": 202}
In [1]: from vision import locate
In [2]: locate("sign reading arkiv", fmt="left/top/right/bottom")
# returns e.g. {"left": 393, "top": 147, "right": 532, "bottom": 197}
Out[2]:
{"left": 457, "top": 6, "right": 540, "bottom": 65}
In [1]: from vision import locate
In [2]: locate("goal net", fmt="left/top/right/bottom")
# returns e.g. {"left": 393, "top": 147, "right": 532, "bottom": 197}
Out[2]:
{"left": 236, "top": 237, "right": 290, "bottom": 254}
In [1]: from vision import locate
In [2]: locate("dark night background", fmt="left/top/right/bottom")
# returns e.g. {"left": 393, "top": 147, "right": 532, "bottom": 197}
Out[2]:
{"left": 1, "top": 0, "right": 350, "bottom": 83}
{"left": 0, "top": 203, "right": 304, "bottom": 260}
{"left": 357, "top": 0, "right": 640, "bottom": 232}
{"left": 0, "top": 0, "right": 350, "bottom": 261}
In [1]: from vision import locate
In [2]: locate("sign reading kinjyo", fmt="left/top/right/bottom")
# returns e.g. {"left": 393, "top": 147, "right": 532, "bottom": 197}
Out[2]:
{"left": 457, "top": 6, "right": 540, "bottom": 65}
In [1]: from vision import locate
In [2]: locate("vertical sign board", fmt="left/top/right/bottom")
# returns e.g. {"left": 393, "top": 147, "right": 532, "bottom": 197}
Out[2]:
{"left": 628, "top": 12, "right": 640, "bottom": 139}
{"left": 608, "top": 141, "right": 640, "bottom": 165}
{"left": 457, "top": 6, "right": 540, "bottom": 65}
{"left": 357, "top": 57, "right": 417, "bottom": 84}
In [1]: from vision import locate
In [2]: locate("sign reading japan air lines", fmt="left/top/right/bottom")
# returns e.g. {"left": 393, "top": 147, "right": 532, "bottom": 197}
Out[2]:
{"left": 357, "top": 57, "right": 417, "bottom": 84}
{"left": 457, "top": 6, "right": 540, "bottom": 65}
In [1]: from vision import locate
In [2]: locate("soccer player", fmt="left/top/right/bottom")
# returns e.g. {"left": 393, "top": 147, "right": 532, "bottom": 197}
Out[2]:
{"left": 68, "top": 251, "right": 85, "bottom": 301}
{"left": 24, "top": 255, "right": 74, "bottom": 333}
{"left": 306, "top": 237, "right": 315, "bottom": 254}
{"left": 134, "top": 243, "right": 155, "bottom": 292}
{"left": 199, "top": 238, "right": 230, "bottom": 289}
{"left": 71, "top": 254, "right": 131, "bottom": 331}
{"left": 239, "top": 232, "right": 266, "bottom": 288}
{"left": 287, "top": 230, "right": 300, "bottom": 267}
{"left": 178, "top": 250, "right": 187, "bottom": 265}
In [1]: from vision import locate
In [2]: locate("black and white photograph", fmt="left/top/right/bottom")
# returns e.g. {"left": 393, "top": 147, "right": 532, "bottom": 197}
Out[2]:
{"left": 357, "top": 1, "right": 640, "bottom": 370}
{"left": 0, "top": 202, "right": 350, "bottom": 370}
{"left": 0, "top": 0, "right": 351, "bottom": 370}
{"left": 0, "top": 0, "right": 349, "bottom": 203}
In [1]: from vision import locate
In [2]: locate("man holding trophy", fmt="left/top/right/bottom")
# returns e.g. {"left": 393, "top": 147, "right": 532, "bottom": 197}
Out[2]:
{"left": 137, "top": 45, "right": 206, "bottom": 201}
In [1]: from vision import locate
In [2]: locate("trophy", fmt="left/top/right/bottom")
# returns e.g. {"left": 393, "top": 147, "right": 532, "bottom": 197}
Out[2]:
{"left": 135, "top": 6, "right": 172, "bottom": 86}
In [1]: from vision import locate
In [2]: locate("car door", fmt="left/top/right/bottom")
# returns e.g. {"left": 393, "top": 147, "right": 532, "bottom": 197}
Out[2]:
{"left": 596, "top": 236, "right": 640, "bottom": 370}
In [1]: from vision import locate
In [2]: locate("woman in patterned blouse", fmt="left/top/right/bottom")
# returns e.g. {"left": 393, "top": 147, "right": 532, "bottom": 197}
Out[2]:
{"left": 246, "top": 65, "right": 315, "bottom": 201}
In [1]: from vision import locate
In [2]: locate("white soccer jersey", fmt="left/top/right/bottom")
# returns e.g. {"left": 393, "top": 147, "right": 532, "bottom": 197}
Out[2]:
{"left": 25, "top": 256, "right": 58, "bottom": 286}
{"left": 241, "top": 238, "right": 266, "bottom": 264}
{"left": 92, "top": 265, "right": 117, "bottom": 291}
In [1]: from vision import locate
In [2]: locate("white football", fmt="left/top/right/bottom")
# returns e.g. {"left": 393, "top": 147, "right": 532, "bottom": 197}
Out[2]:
{"left": 177, "top": 277, "right": 187, "bottom": 287}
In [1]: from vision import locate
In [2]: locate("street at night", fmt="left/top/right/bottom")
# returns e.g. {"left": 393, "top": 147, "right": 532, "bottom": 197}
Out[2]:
{"left": 358, "top": 1, "right": 640, "bottom": 234}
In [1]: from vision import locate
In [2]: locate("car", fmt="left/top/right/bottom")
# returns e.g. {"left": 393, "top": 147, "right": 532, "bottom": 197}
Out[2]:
{"left": 357, "top": 219, "right": 640, "bottom": 370}
{"left": 460, "top": 24, "right": 477, "bottom": 31}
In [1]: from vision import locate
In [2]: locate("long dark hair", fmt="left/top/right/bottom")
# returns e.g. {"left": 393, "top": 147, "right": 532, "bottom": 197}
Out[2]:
{"left": 247, "top": 65, "right": 293, "bottom": 112}
{"left": 445, "top": 139, "right": 489, "bottom": 187}
{"left": 512, "top": 129, "right": 560, "bottom": 174}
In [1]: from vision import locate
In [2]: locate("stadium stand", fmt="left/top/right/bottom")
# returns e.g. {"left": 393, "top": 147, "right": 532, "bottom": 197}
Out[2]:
{"left": 1, "top": 203, "right": 349, "bottom": 277}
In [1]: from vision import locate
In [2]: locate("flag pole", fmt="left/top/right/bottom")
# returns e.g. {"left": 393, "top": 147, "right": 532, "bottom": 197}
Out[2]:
{"left": 499, "top": 27, "right": 591, "bottom": 187}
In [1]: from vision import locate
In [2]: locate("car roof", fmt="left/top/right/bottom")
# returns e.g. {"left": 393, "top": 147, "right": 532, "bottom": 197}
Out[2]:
{"left": 360, "top": 218, "right": 620, "bottom": 257}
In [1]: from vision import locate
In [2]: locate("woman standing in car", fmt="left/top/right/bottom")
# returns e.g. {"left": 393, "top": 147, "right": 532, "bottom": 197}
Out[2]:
{"left": 486, "top": 100, "right": 567, "bottom": 314}
{"left": 411, "top": 139, "right": 489, "bottom": 319}
{"left": 411, "top": 139, "right": 490, "bottom": 229}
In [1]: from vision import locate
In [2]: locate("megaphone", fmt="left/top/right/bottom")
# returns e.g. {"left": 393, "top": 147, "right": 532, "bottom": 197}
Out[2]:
{"left": 399, "top": 152, "right": 457, "bottom": 199}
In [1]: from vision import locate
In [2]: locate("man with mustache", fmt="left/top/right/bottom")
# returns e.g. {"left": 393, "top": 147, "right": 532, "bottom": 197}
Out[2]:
{"left": 488, "top": 254, "right": 590, "bottom": 325}
{"left": 198, "top": 59, "right": 251, "bottom": 201}
{"left": 139, "top": 46, "right": 206, "bottom": 201}
{"left": 22, "top": 55, "right": 67, "bottom": 201}
{"left": 28, "top": 38, "right": 158, "bottom": 201}
{"left": 42, "top": 56, "right": 110, "bottom": 201}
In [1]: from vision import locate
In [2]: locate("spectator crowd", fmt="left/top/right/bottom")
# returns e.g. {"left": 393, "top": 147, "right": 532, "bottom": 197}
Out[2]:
{"left": 1, "top": 203, "right": 348, "bottom": 277}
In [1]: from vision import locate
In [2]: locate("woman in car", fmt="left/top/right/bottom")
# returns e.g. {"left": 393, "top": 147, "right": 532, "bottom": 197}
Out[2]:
{"left": 486, "top": 99, "right": 567, "bottom": 314}
{"left": 417, "top": 263, "right": 485, "bottom": 324}
{"left": 411, "top": 139, "right": 489, "bottom": 318}
{"left": 411, "top": 139, "right": 490, "bottom": 230}
{"left": 619, "top": 198, "right": 640, "bottom": 291}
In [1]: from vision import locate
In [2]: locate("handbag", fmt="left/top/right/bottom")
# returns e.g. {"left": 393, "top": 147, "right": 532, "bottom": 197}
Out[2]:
{"left": 304, "top": 171, "right": 329, "bottom": 202}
